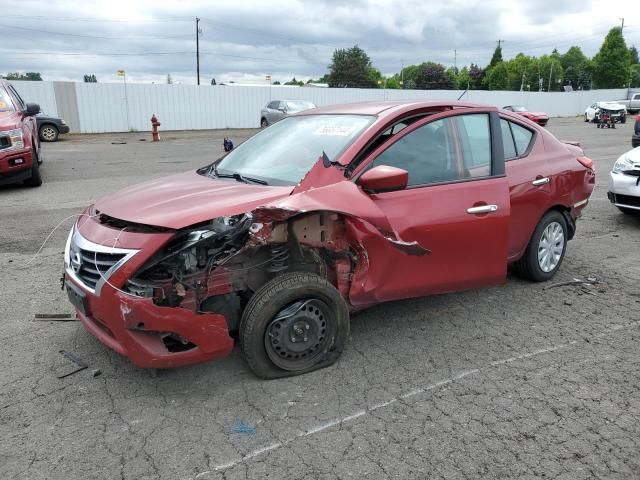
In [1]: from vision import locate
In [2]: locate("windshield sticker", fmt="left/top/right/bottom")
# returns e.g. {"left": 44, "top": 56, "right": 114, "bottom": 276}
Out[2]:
{"left": 313, "top": 126, "right": 357, "bottom": 136}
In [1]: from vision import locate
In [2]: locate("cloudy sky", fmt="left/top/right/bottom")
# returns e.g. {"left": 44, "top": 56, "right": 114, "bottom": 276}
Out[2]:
{"left": 2, "top": 0, "right": 639, "bottom": 85}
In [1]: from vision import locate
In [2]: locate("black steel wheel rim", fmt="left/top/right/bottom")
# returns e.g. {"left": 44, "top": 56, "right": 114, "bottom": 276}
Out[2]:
{"left": 265, "top": 298, "right": 334, "bottom": 371}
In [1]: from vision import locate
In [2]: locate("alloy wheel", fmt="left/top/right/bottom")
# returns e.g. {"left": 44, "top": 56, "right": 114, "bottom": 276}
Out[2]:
{"left": 537, "top": 221, "right": 565, "bottom": 273}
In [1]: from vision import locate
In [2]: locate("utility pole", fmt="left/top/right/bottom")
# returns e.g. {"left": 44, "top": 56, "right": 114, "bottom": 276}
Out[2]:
{"left": 520, "top": 69, "right": 526, "bottom": 91}
{"left": 620, "top": 17, "right": 624, "bottom": 33}
{"left": 454, "top": 49, "right": 457, "bottom": 72}
{"left": 548, "top": 63, "right": 553, "bottom": 92}
{"left": 400, "top": 59, "right": 404, "bottom": 89}
{"left": 196, "top": 17, "right": 201, "bottom": 85}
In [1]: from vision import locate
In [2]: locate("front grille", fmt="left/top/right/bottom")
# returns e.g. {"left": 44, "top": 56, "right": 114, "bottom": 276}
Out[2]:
{"left": 612, "top": 193, "right": 640, "bottom": 208}
{"left": 0, "top": 136, "right": 9, "bottom": 150}
{"left": 76, "top": 249, "right": 127, "bottom": 290}
{"left": 66, "top": 228, "right": 138, "bottom": 294}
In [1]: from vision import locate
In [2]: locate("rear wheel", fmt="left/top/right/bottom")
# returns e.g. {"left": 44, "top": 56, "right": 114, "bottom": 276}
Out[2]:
{"left": 240, "top": 272, "right": 349, "bottom": 379}
{"left": 514, "top": 210, "right": 567, "bottom": 282}
{"left": 39, "top": 124, "right": 59, "bottom": 142}
{"left": 260, "top": 118, "right": 268, "bottom": 128}
{"left": 584, "top": 113, "right": 588, "bottom": 122}
{"left": 23, "top": 147, "right": 42, "bottom": 187}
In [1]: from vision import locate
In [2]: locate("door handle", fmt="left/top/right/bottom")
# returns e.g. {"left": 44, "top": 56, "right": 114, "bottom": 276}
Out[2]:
{"left": 532, "top": 177, "right": 550, "bottom": 186}
{"left": 467, "top": 205, "right": 498, "bottom": 214}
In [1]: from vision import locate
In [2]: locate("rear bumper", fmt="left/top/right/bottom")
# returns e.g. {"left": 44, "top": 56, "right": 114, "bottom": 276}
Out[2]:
{"left": 0, "top": 148, "right": 33, "bottom": 185}
{"left": 66, "top": 274, "right": 234, "bottom": 368}
{"left": 535, "top": 117, "right": 549, "bottom": 126}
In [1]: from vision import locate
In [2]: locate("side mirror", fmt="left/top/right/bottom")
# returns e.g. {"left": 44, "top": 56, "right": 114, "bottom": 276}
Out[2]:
{"left": 359, "top": 165, "right": 408, "bottom": 193}
{"left": 278, "top": 107, "right": 287, "bottom": 113}
{"left": 25, "top": 103, "right": 40, "bottom": 116}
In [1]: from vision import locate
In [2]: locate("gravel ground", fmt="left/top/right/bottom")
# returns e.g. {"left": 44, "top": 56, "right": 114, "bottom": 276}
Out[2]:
{"left": 1, "top": 118, "right": 639, "bottom": 480}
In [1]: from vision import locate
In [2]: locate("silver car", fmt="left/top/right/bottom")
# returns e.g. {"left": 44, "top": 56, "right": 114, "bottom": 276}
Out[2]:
{"left": 607, "top": 147, "right": 640, "bottom": 214}
{"left": 260, "top": 100, "right": 316, "bottom": 127}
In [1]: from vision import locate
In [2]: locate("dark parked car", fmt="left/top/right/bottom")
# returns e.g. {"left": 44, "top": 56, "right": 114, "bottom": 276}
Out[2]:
{"left": 64, "top": 100, "right": 595, "bottom": 378}
{"left": 0, "top": 79, "right": 42, "bottom": 187}
{"left": 633, "top": 116, "right": 640, "bottom": 148}
{"left": 36, "top": 113, "right": 69, "bottom": 142}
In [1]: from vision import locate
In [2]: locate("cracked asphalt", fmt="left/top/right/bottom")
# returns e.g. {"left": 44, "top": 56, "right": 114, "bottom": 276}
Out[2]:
{"left": 1, "top": 119, "right": 639, "bottom": 479}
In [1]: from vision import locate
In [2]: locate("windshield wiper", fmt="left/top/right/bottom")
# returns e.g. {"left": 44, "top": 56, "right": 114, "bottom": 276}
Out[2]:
{"left": 209, "top": 164, "right": 268, "bottom": 185}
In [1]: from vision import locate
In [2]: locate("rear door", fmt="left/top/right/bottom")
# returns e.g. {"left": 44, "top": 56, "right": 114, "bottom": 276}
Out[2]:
{"left": 500, "top": 118, "right": 551, "bottom": 260}
{"left": 350, "top": 110, "right": 510, "bottom": 304}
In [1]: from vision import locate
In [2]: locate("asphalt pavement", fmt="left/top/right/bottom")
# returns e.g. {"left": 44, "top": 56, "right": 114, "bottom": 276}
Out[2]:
{"left": 1, "top": 119, "right": 639, "bottom": 480}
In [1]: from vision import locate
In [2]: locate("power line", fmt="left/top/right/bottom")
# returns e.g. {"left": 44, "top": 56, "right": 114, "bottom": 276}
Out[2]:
{"left": 0, "top": 23, "right": 192, "bottom": 40}
{"left": 0, "top": 14, "right": 191, "bottom": 23}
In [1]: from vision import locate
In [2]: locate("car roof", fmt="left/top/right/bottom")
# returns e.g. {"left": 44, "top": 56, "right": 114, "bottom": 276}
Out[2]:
{"left": 297, "top": 100, "right": 492, "bottom": 117}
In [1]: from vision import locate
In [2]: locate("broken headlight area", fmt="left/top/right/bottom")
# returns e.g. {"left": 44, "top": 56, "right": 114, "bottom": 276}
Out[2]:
{"left": 124, "top": 213, "right": 253, "bottom": 306}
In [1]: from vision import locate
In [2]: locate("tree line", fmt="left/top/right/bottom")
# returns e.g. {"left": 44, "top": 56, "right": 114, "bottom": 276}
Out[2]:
{"left": 314, "top": 27, "right": 639, "bottom": 91}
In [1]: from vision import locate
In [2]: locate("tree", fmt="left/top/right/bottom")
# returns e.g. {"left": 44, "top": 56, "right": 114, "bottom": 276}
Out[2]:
{"left": 560, "top": 46, "right": 591, "bottom": 90}
{"left": 484, "top": 62, "right": 509, "bottom": 90}
{"left": 83, "top": 74, "right": 97, "bottom": 83}
{"left": 630, "top": 45, "right": 639, "bottom": 65}
{"left": 415, "top": 62, "right": 454, "bottom": 89}
{"left": 328, "top": 45, "right": 376, "bottom": 88}
{"left": 468, "top": 64, "right": 485, "bottom": 89}
{"left": 537, "top": 54, "right": 563, "bottom": 91}
{"left": 505, "top": 53, "right": 537, "bottom": 90}
{"left": 272, "top": 80, "right": 281, "bottom": 85}
{"left": 592, "top": 27, "right": 631, "bottom": 88}
{"left": 6, "top": 72, "right": 42, "bottom": 81}
{"left": 630, "top": 64, "right": 640, "bottom": 88}
{"left": 284, "top": 77, "right": 304, "bottom": 86}
{"left": 489, "top": 45, "right": 503, "bottom": 68}
{"left": 455, "top": 66, "right": 471, "bottom": 90}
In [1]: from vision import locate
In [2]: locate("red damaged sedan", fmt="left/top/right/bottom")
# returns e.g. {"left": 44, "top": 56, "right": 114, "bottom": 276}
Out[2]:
{"left": 503, "top": 105, "right": 549, "bottom": 126}
{"left": 63, "top": 101, "right": 594, "bottom": 378}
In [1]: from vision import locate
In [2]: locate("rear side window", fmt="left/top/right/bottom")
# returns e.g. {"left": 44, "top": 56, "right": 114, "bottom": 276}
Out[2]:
{"left": 511, "top": 123, "right": 534, "bottom": 155}
{"left": 500, "top": 120, "right": 517, "bottom": 159}
{"left": 501, "top": 119, "right": 533, "bottom": 159}
{"left": 267, "top": 101, "right": 279, "bottom": 109}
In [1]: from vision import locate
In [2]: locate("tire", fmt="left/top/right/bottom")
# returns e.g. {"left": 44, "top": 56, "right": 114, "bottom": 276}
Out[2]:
{"left": 620, "top": 115, "right": 626, "bottom": 124}
{"left": 23, "top": 147, "right": 43, "bottom": 187}
{"left": 240, "top": 272, "right": 350, "bottom": 379}
{"left": 513, "top": 210, "right": 568, "bottom": 282}
{"left": 260, "top": 118, "right": 268, "bottom": 128}
{"left": 618, "top": 206, "right": 640, "bottom": 215}
{"left": 584, "top": 114, "right": 588, "bottom": 122}
{"left": 39, "top": 124, "right": 59, "bottom": 142}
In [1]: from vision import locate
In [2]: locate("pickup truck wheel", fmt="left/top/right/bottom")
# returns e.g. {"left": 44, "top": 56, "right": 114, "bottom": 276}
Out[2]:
{"left": 240, "top": 272, "right": 349, "bottom": 379}
{"left": 620, "top": 114, "right": 626, "bottom": 124}
{"left": 23, "top": 147, "right": 43, "bottom": 187}
{"left": 514, "top": 211, "right": 567, "bottom": 282}
{"left": 39, "top": 124, "right": 59, "bottom": 142}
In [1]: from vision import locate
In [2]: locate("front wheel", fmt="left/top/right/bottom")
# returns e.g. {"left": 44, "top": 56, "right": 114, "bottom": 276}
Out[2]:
{"left": 620, "top": 115, "right": 626, "bottom": 124}
{"left": 584, "top": 113, "right": 589, "bottom": 122}
{"left": 514, "top": 210, "right": 567, "bottom": 282}
{"left": 240, "top": 272, "right": 350, "bottom": 379}
{"left": 23, "top": 147, "right": 42, "bottom": 187}
{"left": 260, "top": 118, "right": 268, "bottom": 128}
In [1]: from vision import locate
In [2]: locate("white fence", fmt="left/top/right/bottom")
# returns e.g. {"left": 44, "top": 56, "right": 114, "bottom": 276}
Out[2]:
{"left": 11, "top": 80, "right": 630, "bottom": 134}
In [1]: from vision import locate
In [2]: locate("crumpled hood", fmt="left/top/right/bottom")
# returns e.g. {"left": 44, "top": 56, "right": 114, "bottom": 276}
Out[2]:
{"left": 94, "top": 171, "right": 293, "bottom": 229}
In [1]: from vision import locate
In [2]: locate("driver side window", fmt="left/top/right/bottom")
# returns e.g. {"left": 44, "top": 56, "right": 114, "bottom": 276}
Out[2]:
{"left": 371, "top": 118, "right": 458, "bottom": 186}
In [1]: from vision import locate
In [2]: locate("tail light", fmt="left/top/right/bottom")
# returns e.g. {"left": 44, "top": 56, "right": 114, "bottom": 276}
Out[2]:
{"left": 577, "top": 156, "right": 593, "bottom": 170}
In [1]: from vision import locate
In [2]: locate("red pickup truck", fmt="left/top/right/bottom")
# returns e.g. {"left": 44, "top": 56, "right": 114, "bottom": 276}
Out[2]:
{"left": 0, "top": 79, "right": 42, "bottom": 187}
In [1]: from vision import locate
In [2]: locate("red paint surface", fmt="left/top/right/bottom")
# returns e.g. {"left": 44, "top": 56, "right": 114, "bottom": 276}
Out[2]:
{"left": 68, "top": 100, "right": 596, "bottom": 369}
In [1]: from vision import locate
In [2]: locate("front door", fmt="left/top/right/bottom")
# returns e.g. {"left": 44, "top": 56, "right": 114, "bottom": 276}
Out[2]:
{"left": 349, "top": 111, "right": 510, "bottom": 305}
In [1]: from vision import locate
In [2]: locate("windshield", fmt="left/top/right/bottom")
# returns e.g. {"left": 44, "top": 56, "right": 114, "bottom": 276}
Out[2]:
{"left": 510, "top": 105, "right": 527, "bottom": 112}
{"left": 214, "top": 114, "right": 374, "bottom": 185}
{"left": 0, "top": 88, "right": 15, "bottom": 113}
{"left": 286, "top": 100, "right": 315, "bottom": 112}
